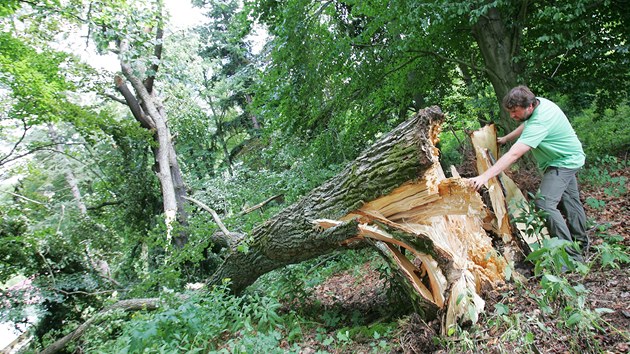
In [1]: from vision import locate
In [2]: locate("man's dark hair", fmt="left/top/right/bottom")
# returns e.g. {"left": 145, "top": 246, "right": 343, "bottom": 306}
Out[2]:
{"left": 502, "top": 85, "right": 537, "bottom": 109}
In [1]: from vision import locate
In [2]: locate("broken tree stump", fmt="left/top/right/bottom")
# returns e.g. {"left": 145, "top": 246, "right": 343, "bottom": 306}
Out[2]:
{"left": 208, "top": 107, "right": 533, "bottom": 334}
{"left": 315, "top": 162, "right": 506, "bottom": 333}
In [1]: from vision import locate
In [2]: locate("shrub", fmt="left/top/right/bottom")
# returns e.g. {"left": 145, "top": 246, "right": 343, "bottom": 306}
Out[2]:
{"left": 572, "top": 103, "right": 630, "bottom": 159}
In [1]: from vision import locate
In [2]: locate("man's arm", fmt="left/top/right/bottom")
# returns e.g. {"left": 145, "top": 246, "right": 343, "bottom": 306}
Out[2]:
{"left": 497, "top": 124, "right": 525, "bottom": 145}
{"left": 468, "top": 142, "right": 531, "bottom": 190}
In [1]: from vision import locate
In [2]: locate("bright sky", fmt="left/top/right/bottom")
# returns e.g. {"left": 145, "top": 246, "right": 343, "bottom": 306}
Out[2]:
{"left": 82, "top": 0, "right": 206, "bottom": 71}
{"left": 165, "top": 0, "right": 206, "bottom": 30}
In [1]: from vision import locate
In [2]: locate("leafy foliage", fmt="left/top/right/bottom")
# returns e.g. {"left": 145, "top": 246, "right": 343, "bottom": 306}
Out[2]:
{"left": 572, "top": 103, "right": 630, "bottom": 159}
{"left": 1, "top": 0, "right": 629, "bottom": 352}
{"left": 590, "top": 227, "right": 630, "bottom": 270}
{"left": 84, "top": 284, "right": 300, "bottom": 353}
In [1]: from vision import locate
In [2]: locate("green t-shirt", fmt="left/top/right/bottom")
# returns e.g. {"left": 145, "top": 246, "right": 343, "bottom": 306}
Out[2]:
{"left": 517, "top": 97, "right": 585, "bottom": 171}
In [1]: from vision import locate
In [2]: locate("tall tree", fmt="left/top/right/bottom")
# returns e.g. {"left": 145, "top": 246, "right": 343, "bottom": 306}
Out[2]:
{"left": 193, "top": 0, "right": 262, "bottom": 176}
{"left": 248, "top": 0, "right": 630, "bottom": 134}
{"left": 92, "top": 0, "right": 189, "bottom": 246}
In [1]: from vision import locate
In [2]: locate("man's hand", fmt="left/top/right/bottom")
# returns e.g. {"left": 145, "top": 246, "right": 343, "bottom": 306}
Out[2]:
{"left": 497, "top": 136, "right": 508, "bottom": 145}
{"left": 468, "top": 175, "right": 489, "bottom": 191}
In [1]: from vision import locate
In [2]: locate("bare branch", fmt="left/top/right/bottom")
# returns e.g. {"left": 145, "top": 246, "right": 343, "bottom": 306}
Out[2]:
{"left": 238, "top": 194, "right": 284, "bottom": 216}
{"left": 182, "top": 196, "right": 231, "bottom": 236}
{"left": 52, "top": 289, "right": 121, "bottom": 296}
{"left": 0, "top": 190, "right": 48, "bottom": 206}
{"left": 102, "top": 93, "right": 128, "bottom": 105}
{"left": 0, "top": 118, "right": 29, "bottom": 166}
{"left": 0, "top": 143, "right": 60, "bottom": 167}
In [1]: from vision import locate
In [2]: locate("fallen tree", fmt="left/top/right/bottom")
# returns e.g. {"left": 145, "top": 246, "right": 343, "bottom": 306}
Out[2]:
{"left": 40, "top": 107, "right": 536, "bottom": 353}
{"left": 209, "top": 107, "right": 535, "bottom": 333}
{"left": 208, "top": 106, "right": 447, "bottom": 294}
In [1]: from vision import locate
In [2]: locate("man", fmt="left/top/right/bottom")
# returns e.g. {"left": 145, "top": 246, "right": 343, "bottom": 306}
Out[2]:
{"left": 469, "top": 85, "right": 588, "bottom": 261}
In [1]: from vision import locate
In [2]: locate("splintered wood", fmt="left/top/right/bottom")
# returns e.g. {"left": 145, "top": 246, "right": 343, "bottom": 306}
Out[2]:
{"left": 470, "top": 124, "right": 545, "bottom": 251}
{"left": 315, "top": 125, "right": 516, "bottom": 334}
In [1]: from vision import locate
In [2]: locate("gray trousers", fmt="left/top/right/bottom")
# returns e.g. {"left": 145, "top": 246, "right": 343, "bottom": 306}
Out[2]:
{"left": 535, "top": 167, "right": 588, "bottom": 261}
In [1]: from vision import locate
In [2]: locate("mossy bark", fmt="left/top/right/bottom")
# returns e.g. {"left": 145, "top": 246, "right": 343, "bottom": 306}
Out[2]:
{"left": 208, "top": 106, "right": 445, "bottom": 294}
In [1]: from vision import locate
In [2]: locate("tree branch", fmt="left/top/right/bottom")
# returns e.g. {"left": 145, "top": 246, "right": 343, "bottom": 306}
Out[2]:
{"left": 52, "top": 289, "right": 121, "bottom": 296}
{"left": 39, "top": 298, "right": 160, "bottom": 354}
{"left": 101, "top": 93, "right": 128, "bottom": 105}
{"left": 407, "top": 49, "right": 488, "bottom": 75}
{"left": 182, "top": 196, "right": 230, "bottom": 236}
{"left": 238, "top": 194, "right": 284, "bottom": 216}
{"left": 0, "top": 118, "right": 29, "bottom": 166}
{"left": 114, "top": 75, "right": 154, "bottom": 129}
{"left": 143, "top": 2, "right": 164, "bottom": 94}
{"left": 0, "top": 143, "right": 60, "bottom": 167}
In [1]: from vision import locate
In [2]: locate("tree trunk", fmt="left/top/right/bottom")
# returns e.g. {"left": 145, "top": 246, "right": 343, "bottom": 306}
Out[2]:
{"left": 208, "top": 106, "right": 445, "bottom": 293}
{"left": 114, "top": 36, "right": 189, "bottom": 247}
{"left": 47, "top": 124, "right": 87, "bottom": 215}
{"left": 47, "top": 124, "right": 116, "bottom": 283}
{"left": 472, "top": 4, "right": 528, "bottom": 133}
{"left": 207, "top": 106, "right": 527, "bottom": 333}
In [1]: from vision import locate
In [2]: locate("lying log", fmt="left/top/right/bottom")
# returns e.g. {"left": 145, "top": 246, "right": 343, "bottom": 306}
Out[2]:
{"left": 39, "top": 298, "right": 160, "bottom": 354}
{"left": 208, "top": 106, "right": 445, "bottom": 294}
{"left": 209, "top": 107, "right": 515, "bottom": 334}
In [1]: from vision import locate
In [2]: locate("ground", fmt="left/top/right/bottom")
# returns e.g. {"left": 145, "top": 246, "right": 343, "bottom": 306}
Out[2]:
{"left": 290, "top": 166, "right": 629, "bottom": 353}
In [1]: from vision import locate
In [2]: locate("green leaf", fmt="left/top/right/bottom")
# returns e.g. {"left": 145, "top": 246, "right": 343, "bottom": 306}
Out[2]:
{"left": 494, "top": 303, "right": 509, "bottom": 316}
{"left": 542, "top": 274, "right": 562, "bottom": 283}
{"left": 447, "top": 325, "right": 456, "bottom": 337}
{"left": 594, "top": 308, "right": 615, "bottom": 314}
{"left": 565, "top": 312, "right": 583, "bottom": 326}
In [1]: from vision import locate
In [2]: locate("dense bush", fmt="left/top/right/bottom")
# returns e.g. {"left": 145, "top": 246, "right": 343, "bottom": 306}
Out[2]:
{"left": 572, "top": 103, "right": 630, "bottom": 160}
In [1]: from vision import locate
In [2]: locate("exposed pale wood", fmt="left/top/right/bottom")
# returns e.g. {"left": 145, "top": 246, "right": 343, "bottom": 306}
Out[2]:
{"left": 470, "top": 126, "right": 512, "bottom": 242}
{"left": 183, "top": 196, "right": 231, "bottom": 236}
{"left": 384, "top": 242, "right": 435, "bottom": 302}
{"left": 315, "top": 217, "right": 449, "bottom": 307}
{"left": 450, "top": 165, "right": 461, "bottom": 178}
{"left": 470, "top": 124, "right": 545, "bottom": 253}
{"left": 314, "top": 169, "right": 506, "bottom": 333}
{"left": 370, "top": 240, "right": 440, "bottom": 319}
{"left": 502, "top": 174, "right": 546, "bottom": 249}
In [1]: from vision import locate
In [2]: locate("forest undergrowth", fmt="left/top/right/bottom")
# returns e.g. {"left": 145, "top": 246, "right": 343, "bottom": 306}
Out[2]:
{"left": 67, "top": 156, "right": 629, "bottom": 354}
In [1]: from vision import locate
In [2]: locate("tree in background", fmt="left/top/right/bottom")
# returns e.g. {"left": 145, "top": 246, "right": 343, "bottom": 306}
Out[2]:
{"left": 90, "top": 0, "right": 190, "bottom": 247}
{"left": 248, "top": 0, "right": 630, "bottom": 135}
{"left": 192, "top": 0, "right": 261, "bottom": 177}
{"left": 0, "top": 0, "right": 189, "bottom": 342}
